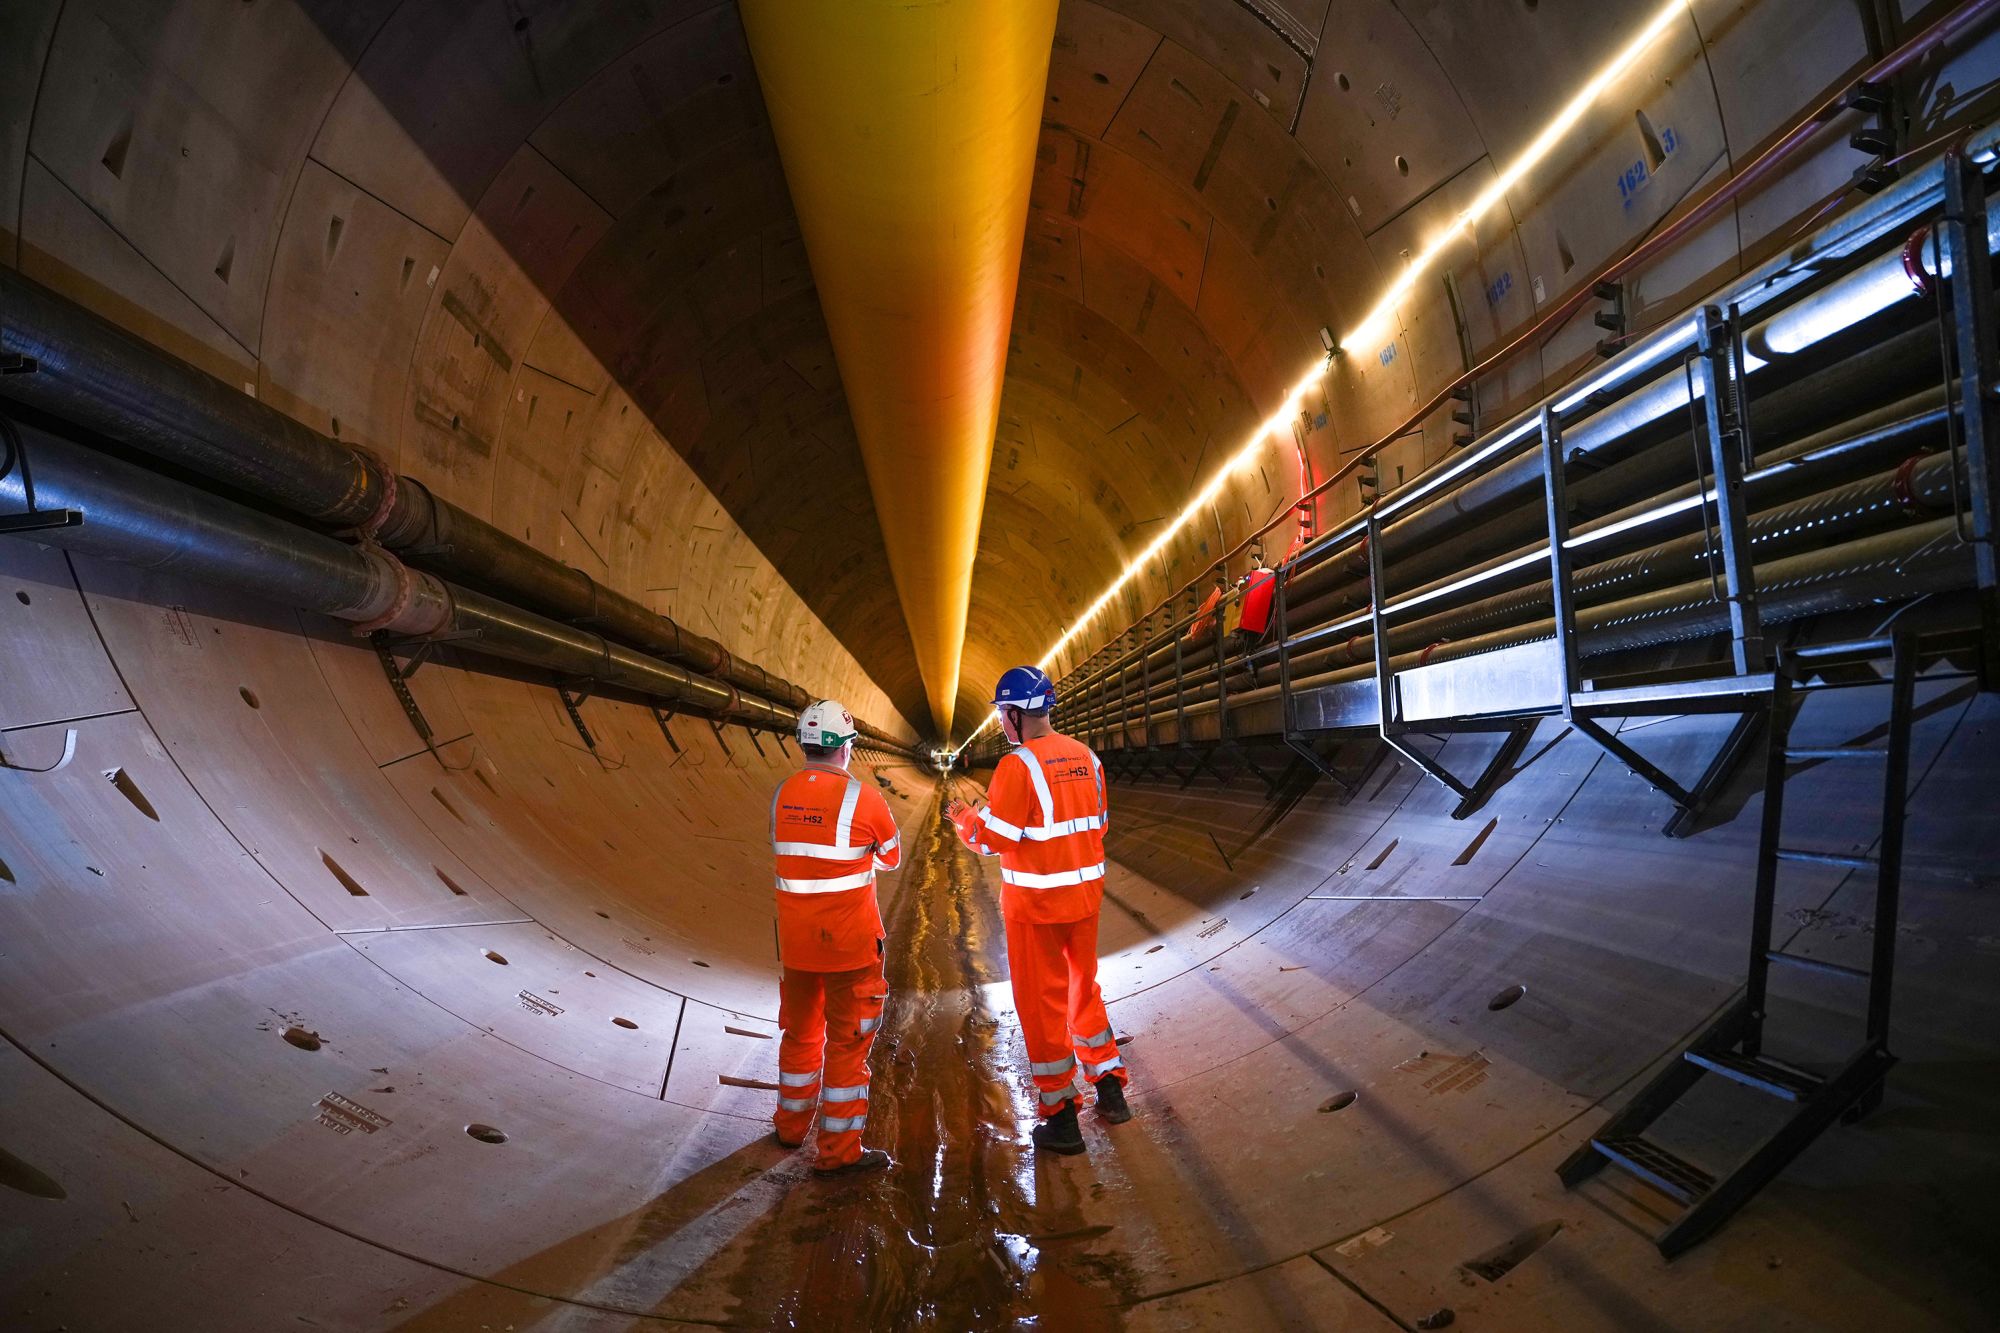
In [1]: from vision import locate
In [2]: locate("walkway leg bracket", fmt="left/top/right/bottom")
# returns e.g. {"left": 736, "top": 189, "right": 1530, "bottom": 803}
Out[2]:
{"left": 557, "top": 679, "right": 597, "bottom": 752}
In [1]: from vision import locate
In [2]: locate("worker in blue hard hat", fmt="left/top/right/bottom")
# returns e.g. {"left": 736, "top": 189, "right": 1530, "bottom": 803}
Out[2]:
{"left": 946, "top": 665, "right": 1129, "bottom": 1155}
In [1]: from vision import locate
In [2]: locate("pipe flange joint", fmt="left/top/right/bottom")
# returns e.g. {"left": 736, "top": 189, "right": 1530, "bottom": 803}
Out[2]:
{"left": 1891, "top": 454, "right": 1940, "bottom": 518}
{"left": 1902, "top": 224, "right": 1934, "bottom": 298}
{"left": 346, "top": 444, "right": 399, "bottom": 540}
{"left": 348, "top": 541, "right": 417, "bottom": 636}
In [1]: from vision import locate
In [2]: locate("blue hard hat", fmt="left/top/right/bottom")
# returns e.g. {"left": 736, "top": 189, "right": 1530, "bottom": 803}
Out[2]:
{"left": 993, "top": 665, "right": 1055, "bottom": 710}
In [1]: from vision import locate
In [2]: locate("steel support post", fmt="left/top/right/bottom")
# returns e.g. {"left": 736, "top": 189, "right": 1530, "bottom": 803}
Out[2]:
{"left": 1866, "top": 632, "right": 1916, "bottom": 1046}
{"left": 1941, "top": 151, "right": 2000, "bottom": 684}
{"left": 1694, "top": 304, "right": 1768, "bottom": 675}
{"left": 1540, "top": 406, "right": 1583, "bottom": 706}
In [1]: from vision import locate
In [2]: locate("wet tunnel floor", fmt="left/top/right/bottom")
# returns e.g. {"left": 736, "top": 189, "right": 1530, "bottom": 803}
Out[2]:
{"left": 681, "top": 788, "right": 1128, "bottom": 1331}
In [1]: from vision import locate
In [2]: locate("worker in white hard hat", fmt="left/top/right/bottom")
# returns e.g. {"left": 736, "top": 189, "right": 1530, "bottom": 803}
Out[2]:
{"left": 767, "top": 700, "right": 901, "bottom": 1174}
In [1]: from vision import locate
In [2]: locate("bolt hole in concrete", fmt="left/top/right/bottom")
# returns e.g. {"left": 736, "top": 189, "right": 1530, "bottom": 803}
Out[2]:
{"left": 1091, "top": 71, "right": 1109, "bottom": 84}
{"left": 281, "top": 1026, "right": 322, "bottom": 1052}
{"left": 238, "top": 685, "right": 260, "bottom": 709}
{"left": 0, "top": 854, "right": 13, "bottom": 884}
{"left": 0, "top": 1145, "right": 66, "bottom": 1200}
{"left": 320, "top": 850, "right": 368, "bottom": 897}
{"left": 481, "top": 949, "right": 508, "bottom": 966}
{"left": 690, "top": 959, "right": 710, "bottom": 968}
{"left": 465, "top": 1124, "right": 507, "bottom": 1145}
{"left": 104, "top": 768, "right": 160, "bottom": 821}
{"left": 14, "top": 590, "right": 28, "bottom": 605}
{"left": 594, "top": 910, "right": 610, "bottom": 919}
{"left": 435, "top": 867, "right": 468, "bottom": 896}
{"left": 1488, "top": 984, "right": 1527, "bottom": 1011}
{"left": 1335, "top": 71, "right": 1351, "bottom": 92}
{"left": 1453, "top": 817, "right": 1498, "bottom": 867}
{"left": 1396, "top": 154, "right": 1411, "bottom": 176}
{"left": 1319, "top": 1091, "right": 1358, "bottom": 1113}
{"left": 1462, "top": 1220, "right": 1563, "bottom": 1281}
{"left": 611, "top": 1017, "right": 638, "bottom": 1029}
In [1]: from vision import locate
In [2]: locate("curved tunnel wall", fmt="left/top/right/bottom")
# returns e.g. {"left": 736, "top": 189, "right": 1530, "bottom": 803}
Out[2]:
{"left": 2, "top": 1, "right": 1997, "bottom": 1328}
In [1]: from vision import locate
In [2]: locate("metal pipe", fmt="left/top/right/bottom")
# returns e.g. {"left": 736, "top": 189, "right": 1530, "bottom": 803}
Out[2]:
{"left": 0, "top": 270, "right": 912, "bottom": 743}
{"left": 0, "top": 421, "right": 918, "bottom": 745}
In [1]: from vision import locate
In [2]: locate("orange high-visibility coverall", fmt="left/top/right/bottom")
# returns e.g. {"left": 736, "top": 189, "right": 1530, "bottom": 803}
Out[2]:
{"left": 951, "top": 733, "right": 1124, "bottom": 1117}
{"left": 771, "top": 762, "right": 900, "bottom": 1166}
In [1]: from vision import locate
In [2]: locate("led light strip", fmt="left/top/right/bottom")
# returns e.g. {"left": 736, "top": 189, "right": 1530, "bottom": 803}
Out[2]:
{"left": 952, "top": 0, "right": 1692, "bottom": 753}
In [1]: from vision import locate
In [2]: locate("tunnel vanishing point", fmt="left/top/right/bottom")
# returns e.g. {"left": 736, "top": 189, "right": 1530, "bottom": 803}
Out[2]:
{"left": 2, "top": 0, "right": 1999, "bottom": 1329}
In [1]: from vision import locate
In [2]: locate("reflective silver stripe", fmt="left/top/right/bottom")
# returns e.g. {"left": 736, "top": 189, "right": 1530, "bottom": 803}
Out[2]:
{"left": 774, "top": 840, "right": 873, "bottom": 860}
{"left": 1038, "top": 1085, "right": 1076, "bottom": 1106}
{"left": 978, "top": 807, "right": 1023, "bottom": 840}
{"left": 779, "top": 1069, "right": 822, "bottom": 1087}
{"left": 775, "top": 869, "right": 875, "bottom": 894}
{"left": 1000, "top": 863, "right": 1106, "bottom": 890}
{"left": 778, "top": 1096, "right": 815, "bottom": 1112}
{"left": 820, "top": 1113, "right": 866, "bottom": 1132}
{"left": 1013, "top": 748, "right": 1056, "bottom": 828}
{"left": 821, "top": 1083, "right": 869, "bottom": 1103}
{"left": 1029, "top": 1055, "right": 1077, "bottom": 1077}
{"left": 878, "top": 834, "right": 899, "bottom": 853}
{"left": 1074, "top": 1028, "right": 1115, "bottom": 1048}
{"left": 1019, "top": 814, "right": 1104, "bottom": 841}
{"left": 1082, "top": 1055, "right": 1124, "bottom": 1079}
{"left": 835, "top": 775, "right": 861, "bottom": 847}
{"left": 857, "top": 1016, "right": 881, "bottom": 1034}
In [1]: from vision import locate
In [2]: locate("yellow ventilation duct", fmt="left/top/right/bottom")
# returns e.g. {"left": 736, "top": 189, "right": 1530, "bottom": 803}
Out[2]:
{"left": 739, "top": 0, "right": 1059, "bottom": 736}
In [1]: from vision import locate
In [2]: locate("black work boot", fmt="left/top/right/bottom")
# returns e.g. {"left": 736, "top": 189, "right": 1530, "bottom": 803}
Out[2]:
{"left": 1031, "top": 1099, "right": 1086, "bottom": 1155}
{"left": 1094, "top": 1074, "right": 1132, "bottom": 1125}
{"left": 813, "top": 1147, "right": 892, "bottom": 1177}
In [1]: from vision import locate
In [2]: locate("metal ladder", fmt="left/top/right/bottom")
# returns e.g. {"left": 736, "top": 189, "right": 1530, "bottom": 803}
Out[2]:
{"left": 1557, "top": 632, "right": 1920, "bottom": 1257}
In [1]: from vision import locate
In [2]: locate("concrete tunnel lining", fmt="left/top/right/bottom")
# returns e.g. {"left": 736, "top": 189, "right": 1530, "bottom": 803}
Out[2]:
{"left": 5, "top": 0, "right": 2000, "bottom": 1328}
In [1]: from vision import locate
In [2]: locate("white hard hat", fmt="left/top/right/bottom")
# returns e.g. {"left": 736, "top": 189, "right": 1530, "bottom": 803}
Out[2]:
{"left": 797, "top": 699, "right": 858, "bottom": 748}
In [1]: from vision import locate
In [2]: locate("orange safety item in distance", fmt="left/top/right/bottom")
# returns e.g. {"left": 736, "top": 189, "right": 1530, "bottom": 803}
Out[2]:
{"left": 1188, "top": 585, "right": 1224, "bottom": 642}
{"left": 1238, "top": 567, "right": 1277, "bottom": 637}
